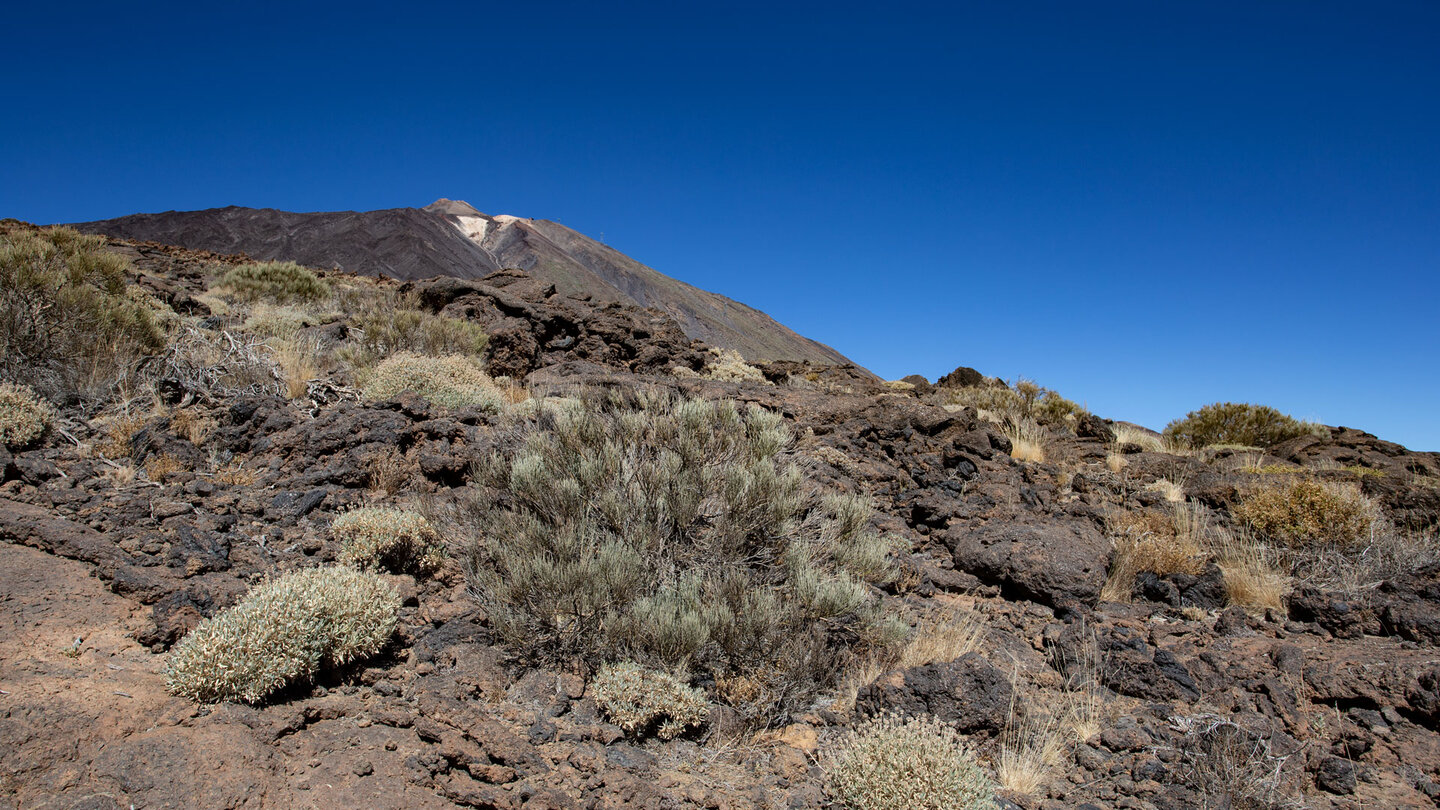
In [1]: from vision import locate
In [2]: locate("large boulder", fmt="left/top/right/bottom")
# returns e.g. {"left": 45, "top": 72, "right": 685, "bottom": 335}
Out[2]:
{"left": 946, "top": 520, "right": 1109, "bottom": 607}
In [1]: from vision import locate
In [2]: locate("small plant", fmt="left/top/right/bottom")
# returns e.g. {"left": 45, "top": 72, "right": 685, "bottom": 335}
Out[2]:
{"left": 702, "top": 347, "right": 770, "bottom": 384}
{"left": 591, "top": 661, "right": 710, "bottom": 740}
{"left": 333, "top": 506, "right": 446, "bottom": 574}
{"left": 217, "top": 261, "right": 330, "bottom": 304}
{"left": 0, "top": 382, "right": 54, "bottom": 449}
{"left": 360, "top": 352, "right": 502, "bottom": 410}
{"left": 1164, "top": 402, "right": 1323, "bottom": 450}
{"left": 825, "top": 712, "right": 995, "bottom": 810}
{"left": 997, "top": 706, "right": 1069, "bottom": 795}
{"left": 1233, "top": 478, "right": 1380, "bottom": 550}
{"left": 1112, "top": 424, "right": 1165, "bottom": 453}
{"left": 936, "top": 377, "right": 1086, "bottom": 429}
{"left": 897, "top": 607, "right": 984, "bottom": 670}
{"left": 1165, "top": 714, "right": 1300, "bottom": 809}
{"left": 270, "top": 333, "right": 322, "bottom": 400}
{"left": 165, "top": 566, "right": 399, "bottom": 703}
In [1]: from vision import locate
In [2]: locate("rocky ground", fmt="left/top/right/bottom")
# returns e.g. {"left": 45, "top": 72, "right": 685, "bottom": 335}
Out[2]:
{"left": 3, "top": 234, "right": 1440, "bottom": 809}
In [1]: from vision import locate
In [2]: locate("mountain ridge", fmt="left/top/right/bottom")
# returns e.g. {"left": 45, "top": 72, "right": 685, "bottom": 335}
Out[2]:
{"left": 69, "top": 201, "right": 859, "bottom": 369}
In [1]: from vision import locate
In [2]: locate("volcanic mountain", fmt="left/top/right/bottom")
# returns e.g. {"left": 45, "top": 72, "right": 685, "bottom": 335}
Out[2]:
{"left": 69, "top": 200, "right": 855, "bottom": 367}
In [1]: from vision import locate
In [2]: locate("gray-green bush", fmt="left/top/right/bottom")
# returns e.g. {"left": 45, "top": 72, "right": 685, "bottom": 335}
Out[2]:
{"left": 333, "top": 506, "right": 446, "bottom": 574}
{"left": 165, "top": 566, "right": 399, "bottom": 703}
{"left": 466, "top": 390, "right": 900, "bottom": 725}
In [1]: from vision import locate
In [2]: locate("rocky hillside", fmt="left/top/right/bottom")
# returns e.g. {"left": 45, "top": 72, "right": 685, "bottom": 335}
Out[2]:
{"left": 4, "top": 222, "right": 1440, "bottom": 809}
{"left": 68, "top": 200, "right": 856, "bottom": 368}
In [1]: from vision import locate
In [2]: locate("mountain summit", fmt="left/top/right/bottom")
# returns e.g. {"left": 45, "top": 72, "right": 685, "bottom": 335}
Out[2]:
{"left": 69, "top": 201, "right": 854, "bottom": 367}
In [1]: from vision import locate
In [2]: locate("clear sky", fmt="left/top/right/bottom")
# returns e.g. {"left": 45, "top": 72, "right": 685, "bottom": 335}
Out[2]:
{"left": 4, "top": 2, "right": 1437, "bottom": 449}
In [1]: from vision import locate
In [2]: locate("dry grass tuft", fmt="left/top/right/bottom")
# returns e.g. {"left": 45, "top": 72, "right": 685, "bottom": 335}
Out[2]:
{"left": 271, "top": 334, "right": 322, "bottom": 400}
{"left": 1101, "top": 504, "right": 1207, "bottom": 602}
{"left": 997, "top": 691, "right": 1070, "bottom": 795}
{"left": 366, "top": 448, "right": 416, "bottom": 495}
{"left": 144, "top": 453, "right": 187, "bottom": 483}
{"left": 1003, "top": 416, "right": 1047, "bottom": 463}
{"left": 1112, "top": 424, "right": 1165, "bottom": 453}
{"left": 1208, "top": 529, "right": 1289, "bottom": 613}
{"left": 95, "top": 413, "right": 144, "bottom": 459}
{"left": 1146, "top": 478, "right": 1186, "bottom": 503}
{"left": 168, "top": 408, "right": 216, "bottom": 446}
{"left": 1105, "top": 452, "right": 1128, "bottom": 474}
{"left": 897, "top": 607, "right": 985, "bottom": 670}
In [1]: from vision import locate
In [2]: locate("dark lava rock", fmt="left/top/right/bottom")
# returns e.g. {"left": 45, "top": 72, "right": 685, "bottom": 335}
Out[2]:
{"left": 936, "top": 365, "right": 988, "bottom": 389}
{"left": 946, "top": 520, "right": 1109, "bottom": 607}
{"left": 855, "top": 652, "right": 1012, "bottom": 735}
{"left": 1315, "top": 755, "right": 1357, "bottom": 795}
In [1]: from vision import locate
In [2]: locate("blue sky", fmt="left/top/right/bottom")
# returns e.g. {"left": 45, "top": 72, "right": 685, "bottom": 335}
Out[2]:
{"left": 4, "top": 2, "right": 1438, "bottom": 448}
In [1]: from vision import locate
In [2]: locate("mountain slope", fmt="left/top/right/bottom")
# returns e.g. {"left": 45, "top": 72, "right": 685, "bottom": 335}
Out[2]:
{"left": 69, "top": 201, "right": 856, "bottom": 367}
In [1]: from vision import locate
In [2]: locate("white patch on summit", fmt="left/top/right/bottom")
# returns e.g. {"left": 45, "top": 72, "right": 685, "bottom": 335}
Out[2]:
{"left": 453, "top": 215, "right": 491, "bottom": 242}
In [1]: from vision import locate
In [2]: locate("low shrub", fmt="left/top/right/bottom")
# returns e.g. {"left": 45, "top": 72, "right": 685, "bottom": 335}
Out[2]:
{"left": 467, "top": 391, "right": 900, "bottom": 725}
{"left": 702, "top": 347, "right": 769, "bottom": 384}
{"left": 825, "top": 712, "right": 994, "bottom": 810}
{"left": 165, "top": 566, "right": 399, "bottom": 703}
{"left": 360, "top": 352, "right": 502, "bottom": 410}
{"left": 0, "top": 224, "right": 167, "bottom": 402}
{"left": 0, "top": 382, "right": 54, "bottom": 449}
{"left": 217, "top": 261, "right": 329, "bottom": 304}
{"left": 333, "top": 506, "right": 445, "bottom": 574}
{"left": 1233, "top": 478, "right": 1379, "bottom": 550}
{"left": 1164, "top": 402, "right": 1322, "bottom": 449}
{"left": 591, "top": 661, "right": 710, "bottom": 740}
{"left": 350, "top": 298, "right": 487, "bottom": 361}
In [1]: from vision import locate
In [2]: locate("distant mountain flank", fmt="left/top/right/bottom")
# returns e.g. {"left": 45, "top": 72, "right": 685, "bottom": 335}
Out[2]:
{"left": 69, "top": 200, "right": 855, "bottom": 367}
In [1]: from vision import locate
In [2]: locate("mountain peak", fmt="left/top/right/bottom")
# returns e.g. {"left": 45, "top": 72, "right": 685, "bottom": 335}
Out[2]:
{"left": 424, "top": 198, "right": 483, "bottom": 218}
